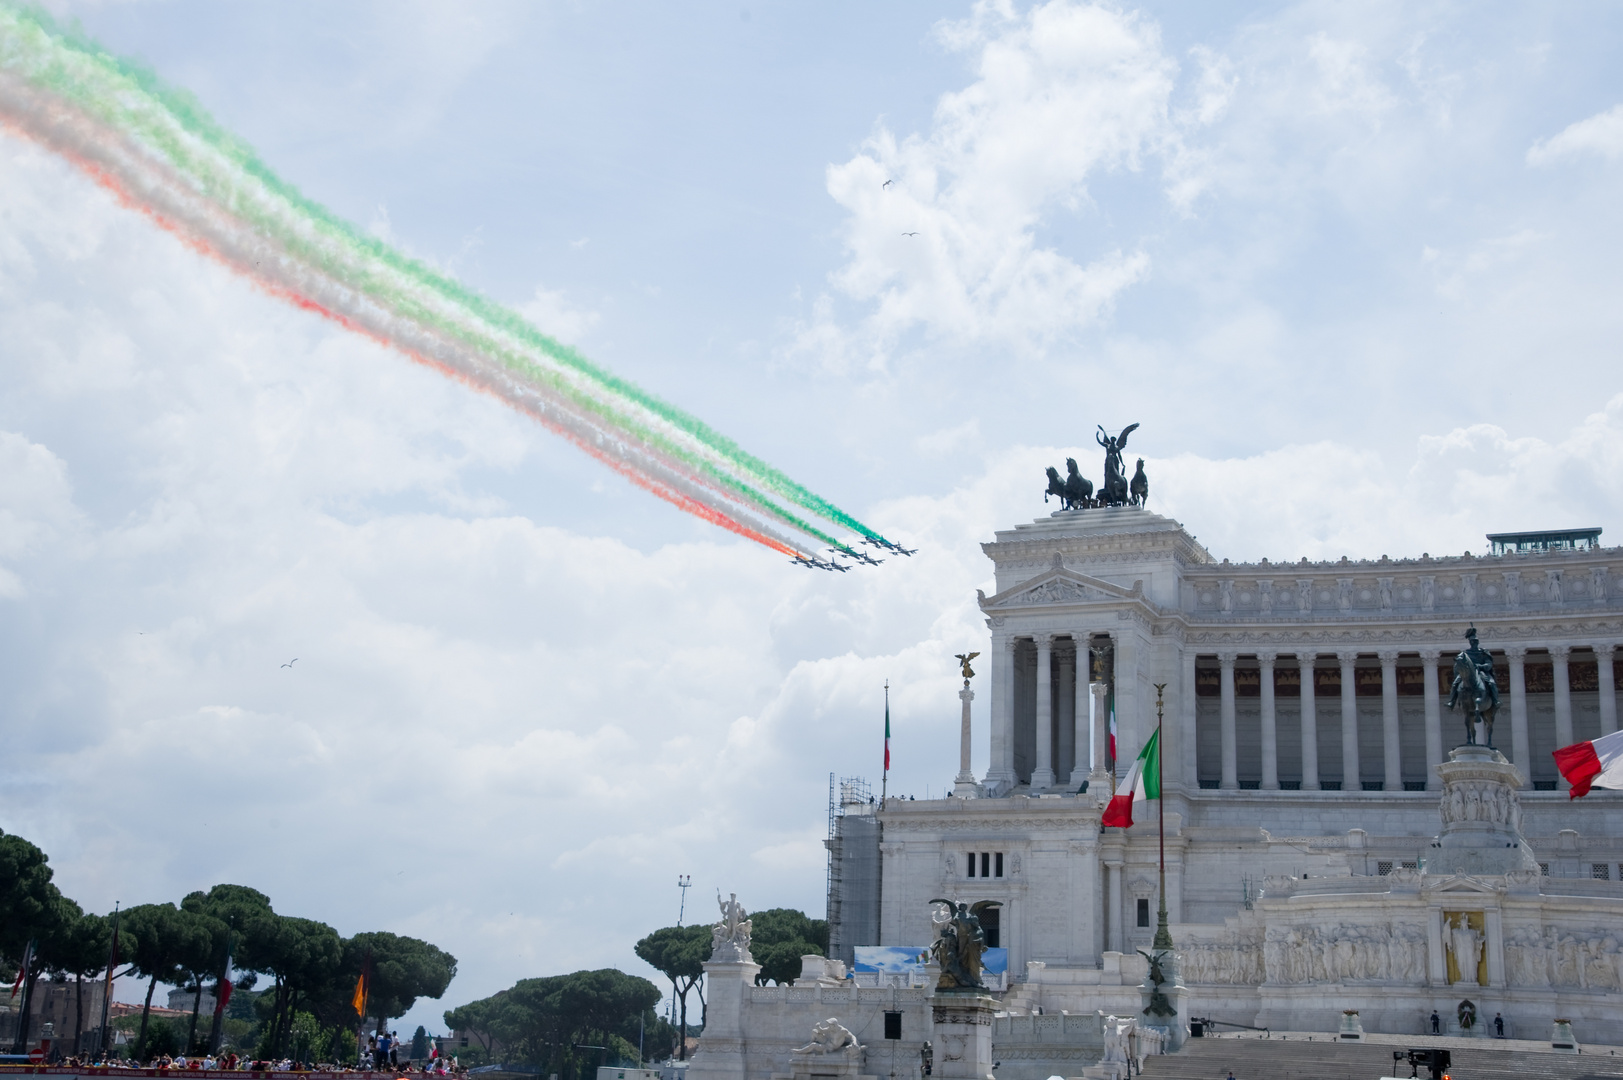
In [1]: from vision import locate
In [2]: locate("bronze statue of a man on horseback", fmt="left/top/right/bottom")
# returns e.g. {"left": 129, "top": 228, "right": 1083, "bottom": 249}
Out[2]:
{"left": 1447, "top": 625, "right": 1500, "bottom": 747}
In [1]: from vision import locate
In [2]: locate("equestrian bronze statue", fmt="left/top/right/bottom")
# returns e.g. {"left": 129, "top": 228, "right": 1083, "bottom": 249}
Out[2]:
{"left": 1446, "top": 625, "right": 1500, "bottom": 747}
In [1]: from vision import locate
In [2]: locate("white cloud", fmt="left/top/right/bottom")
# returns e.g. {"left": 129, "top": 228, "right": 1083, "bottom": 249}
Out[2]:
{"left": 789, "top": 1, "right": 1175, "bottom": 370}
{"left": 518, "top": 285, "right": 600, "bottom": 346}
{"left": 1528, "top": 103, "right": 1623, "bottom": 166}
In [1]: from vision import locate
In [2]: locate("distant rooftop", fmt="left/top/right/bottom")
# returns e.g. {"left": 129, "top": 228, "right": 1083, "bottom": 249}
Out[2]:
{"left": 1485, "top": 527, "right": 1602, "bottom": 557}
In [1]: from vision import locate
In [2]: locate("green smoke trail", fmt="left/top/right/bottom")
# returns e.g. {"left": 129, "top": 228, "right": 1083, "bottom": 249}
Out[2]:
{"left": 2, "top": 4, "right": 886, "bottom": 545}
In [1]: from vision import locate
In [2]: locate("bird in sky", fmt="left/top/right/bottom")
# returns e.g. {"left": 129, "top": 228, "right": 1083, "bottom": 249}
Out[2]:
{"left": 281, "top": 658, "right": 298, "bottom": 668}
{"left": 882, "top": 178, "right": 894, "bottom": 189}
{"left": 902, "top": 231, "right": 919, "bottom": 237}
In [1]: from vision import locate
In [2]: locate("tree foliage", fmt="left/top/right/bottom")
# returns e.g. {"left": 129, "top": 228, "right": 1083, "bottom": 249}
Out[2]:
{"left": 445, "top": 969, "right": 660, "bottom": 1080}
{"left": 633, "top": 925, "right": 710, "bottom": 1060}
{"left": 747, "top": 909, "right": 829, "bottom": 987}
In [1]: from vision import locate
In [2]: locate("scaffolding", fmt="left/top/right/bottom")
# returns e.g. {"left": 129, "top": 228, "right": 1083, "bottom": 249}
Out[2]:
{"left": 825, "top": 774, "right": 880, "bottom": 967}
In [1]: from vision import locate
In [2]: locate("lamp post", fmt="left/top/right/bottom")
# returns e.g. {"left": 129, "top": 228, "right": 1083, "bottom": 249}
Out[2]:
{"left": 1152, "top": 684, "right": 1173, "bottom": 953}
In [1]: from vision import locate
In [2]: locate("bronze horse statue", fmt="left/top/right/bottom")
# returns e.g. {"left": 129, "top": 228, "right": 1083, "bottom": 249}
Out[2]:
{"left": 1447, "top": 650, "right": 1497, "bottom": 747}
{"left": 1044, "top": 459, "right": 1095, "bottom": 510}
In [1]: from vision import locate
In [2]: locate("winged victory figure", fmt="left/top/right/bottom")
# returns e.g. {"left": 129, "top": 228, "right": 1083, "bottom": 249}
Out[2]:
{"left": 1096, "top": 423, "right": 1139, "bottom": 507}
{"left": 954, "top": 652, "right": 980, "bottom": 681}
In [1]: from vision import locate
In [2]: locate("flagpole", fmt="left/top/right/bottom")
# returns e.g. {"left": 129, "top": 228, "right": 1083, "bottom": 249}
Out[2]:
{"left": 881, "top": 679, "right": 889, "bottom": 802}
{"left": 1152, "top": 684, "right": 1173, "bottom": 952}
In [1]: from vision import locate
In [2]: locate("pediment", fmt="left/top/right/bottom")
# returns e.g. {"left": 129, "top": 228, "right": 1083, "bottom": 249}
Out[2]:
{"left": 1423, "top": 873, "right": 1503, "bottom": 896}
{"left": 979, "top": 560, "right": 1143, "bottom": 612}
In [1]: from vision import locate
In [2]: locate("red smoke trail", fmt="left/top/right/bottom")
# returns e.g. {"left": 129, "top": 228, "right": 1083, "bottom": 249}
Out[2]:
{"left": 0, "top": 115, "right": 806, "bottom": 559}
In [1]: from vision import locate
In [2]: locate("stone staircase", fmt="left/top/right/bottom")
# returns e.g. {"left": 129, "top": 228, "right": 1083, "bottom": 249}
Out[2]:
{"left": 1138, "top": 1034, "right": 1623, "bottom": 1080}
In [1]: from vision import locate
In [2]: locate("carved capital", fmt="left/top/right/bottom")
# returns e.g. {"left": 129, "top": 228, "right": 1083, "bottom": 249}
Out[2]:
{"left": 1295, "top": 652, "right": 1318, "bottom": 669}
{"left": 1036, "top": 633, "right": 1055, "bottom": 652}
{"left": 1593, "top": 642, "right": 1617, "bottom": 659}
{"left": 1503, "top": 645, "right": 1527, "bottom": 663}
{"left": 1547, "top": 643, "right": 1571, "bottom": 663}
{"left": 1419, "top": 648, "right": 1441, "bottom": 665}
{"left": 1377, "top": 650, "right": 1399, "bottom": 666}
{"left": 1218, "top": 651, "right": 1238, "bottom": 669}
{"left": 1256, "top": 649, "right": 1278, "bottom": 666}
{"left": 1336, "top": 649, "right": 1360, "bottom": 665}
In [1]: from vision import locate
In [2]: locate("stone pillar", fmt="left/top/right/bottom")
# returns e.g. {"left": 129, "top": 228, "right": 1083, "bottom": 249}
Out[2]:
{"left": 1551, "top": 645, "right": 1573, "bottom": 790}
{"left": 1506, "top": 646, "right": 1530, "bottom": 789}
{"left": 687, "top": 957, "right": 761, "bottom": 1080}
{"left": 1074, "top": 641, "right": 1092, "bottom": 782}
{"left": 1116, "top": 632, "right": 1140, "bottom": 770}
{"left": 1259, "top": 651, "right": 1279, "bottom": 790}
{"left": 1057, "top": 646, "right": 1076, "bottom": 787}
{"left": 1597, "top": 643, "right": 1618, "bottom": 737}
{"left": 1219, "top": 652, "right": 1238, "bottom": 790}
{"left": 1435, "top": 745, "right": 1538, "bottom": 876}
{"left": 955, "top": 682, "right": 978, "bottom": 797}
{"left": 931, "top": 994, "right": 996, "bottom": 1080}
{"left": 1090, "top": 680, "right": 1112, "bottom": 791}
{"left": 1338, "top": 651, "right": 1360, "bottom": 791}
{"left": 1033, "top": 636, "right": 1055, "bottom": 791}
{"left": 987, "top": 635, "right": 1016, "bottom": 791}
{"left": 1380, "top": 650, "right": 1401, "bottom": 791}
{"left": 1298, "top": 653, "right": 1319, "bottom": 791}
{"left": 1182, "top": 649, "right": 1199, "bottom": 791}
{"left": 1106, "top": 860, "right": 1124, "bottom": 953}
{"left": 1422, "top": 649, "right": 1443, "bottom": 791}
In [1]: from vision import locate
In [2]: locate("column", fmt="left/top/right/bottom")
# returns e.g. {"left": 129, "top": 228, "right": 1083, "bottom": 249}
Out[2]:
{"left": 986, "top": 635, "right": 1015, "bottom": 789}
{"left": 1116, "top": 632, "right": 1139, "bottom": 766}
{"left": 1259, "top": 651, "right": 1279, "bottom": 790}
{"left": 1421, "top": 649, "right": 1443, "bottom": 790}
{"left": 1090, "top": 679, "right": 1112, "bottom": 788}
{"left": 1074, "top": 638, "right": 1092, "bottom": 782}
{"left": 1338, "top": 651, "right": 1360, "bottom": 791}
{"left": 955, "top": 681, "right": 976, "bottom": 795}
{"left": 1298, "top": 653, "right": 1319, "bottom": 790}
{"left": 1552, "top": 645, "right": 1573, "bottom": 791}
{"left": 1033, "top": 636, "right": 1055, "bottom": 790}
{"left": 1181, "top": 649, "right": 1199, "bottom": 791}
{"left": 1106, "top": 859, "right": 1124, "bottom": 954}
{"left": 1219, "top": 652, "right": 1238, "bottom": 790}
{"left": 1057, "top": 646, "right": 1076, "bottom": 786}
{"left": 1380, "top": 650, "right": 1401, "bottom": 791}
{"left": 1597, "top": 643, "right": 1618, "bottom": 737}
{"left": 1506, "top": 646, "right": 1530, "bottom": 787}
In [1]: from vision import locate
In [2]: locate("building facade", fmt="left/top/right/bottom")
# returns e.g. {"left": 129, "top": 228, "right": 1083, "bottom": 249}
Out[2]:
{"left": 828, "top": 504, "right": 1623, "bottom": 1046}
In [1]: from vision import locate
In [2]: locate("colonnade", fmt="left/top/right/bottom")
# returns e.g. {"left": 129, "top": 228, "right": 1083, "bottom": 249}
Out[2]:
{"left": 987, "top": 630, "right": 1127, "bottom": 792}
{"left": 1197, "top": 644, "right": 1618, "bottom": 792}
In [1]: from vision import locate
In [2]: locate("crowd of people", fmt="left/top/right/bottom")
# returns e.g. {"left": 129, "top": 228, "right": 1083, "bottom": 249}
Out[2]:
{"left": 44, "top": 1047, "right": 466, "bottom": 1075}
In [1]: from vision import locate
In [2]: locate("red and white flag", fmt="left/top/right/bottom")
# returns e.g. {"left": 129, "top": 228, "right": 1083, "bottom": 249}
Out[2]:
{"left": 1553, "top": 729, "right": 1623, "bottom": 798}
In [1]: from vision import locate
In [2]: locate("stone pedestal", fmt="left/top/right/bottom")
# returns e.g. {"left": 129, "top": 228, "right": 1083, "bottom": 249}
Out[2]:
{"left": 954, "top": 684, "right": 979, "bottom": 797}
{"left": 930, "top": 992, "right": 995, "bottom": 1080}
{"left": 687, "top": 959, "right": 760, "bottom": 1080}
{"left": 1338, "top": 1010, "right": 1365, "bottom": 1041}
{"left": 1551, "top": 1019, "right": 1579, "bottom": 1053}
{"left": 783, "top": 1044, "right": 873, "bottom": 1080}
{"left": 1432, "top": 745, "right": 1539, "bottom": 876}
{"left": 1138, "top": 960, "right": 1188, "bottom": 1053}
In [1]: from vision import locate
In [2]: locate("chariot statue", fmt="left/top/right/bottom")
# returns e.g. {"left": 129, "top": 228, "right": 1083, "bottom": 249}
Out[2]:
{"left": 1096, "top": 424, "right": 1139, "bottom": 507}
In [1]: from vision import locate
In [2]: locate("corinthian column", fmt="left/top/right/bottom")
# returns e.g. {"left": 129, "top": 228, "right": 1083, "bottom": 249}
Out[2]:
{"left": 1551, "top": 644, "right": 1573, "bottom": 791}
{"left": 1033, "top": 635, "right": 1055, "bottom": 791}
{"left": 986, "top": 635, "right": 1016, "bottom": 790}
{"left": 1338, "top": 651, "right": 1360, "bottom": 791}
{"left": 1597, "top": 643, "right": 1618, "bottom": 737}
{"left": 1219, "top": 652, "right": 1238, "bottom": 790}
{"left": 1074, "top": 638, "right": 1092, "bottom": 783}
{"left": 1421, "top": 649, "right": 1442, "bottom": 791}
{"left": 1090, "top": 678, "right": 1112, "bottom": 792}
{"left": 1506, "top": 646, "right": 1530, "bottom": 789}
{"left": 955, "top": 678, "right": 976, "bottom": 796}
{"left": 1298, "top": 653, "right": 1320, "bottom": 790}
{"left": 1259, "top": 651, "right": 1279, "bottom": 790}
{"left": 1379, "top": 650, "right": 1401, "bottom": 791}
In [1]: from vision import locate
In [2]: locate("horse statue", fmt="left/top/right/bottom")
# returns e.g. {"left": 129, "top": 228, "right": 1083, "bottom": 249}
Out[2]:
{"left": 1446, "top": 627, "right": 1499, "bottom": 747}
{"left": 1044, "top": 466, "right": 1071, "bottom": 508}
{"left": 1129, "top": 458, "right": 1149, "bottom": 508}
{"left": 1064, "top": 457, "right": 1094, "bottom": 507}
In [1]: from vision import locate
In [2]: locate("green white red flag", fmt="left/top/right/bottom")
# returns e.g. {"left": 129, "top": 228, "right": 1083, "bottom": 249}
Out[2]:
{"left": 1102, "top": 729, "right": 1159, "bottom": 828}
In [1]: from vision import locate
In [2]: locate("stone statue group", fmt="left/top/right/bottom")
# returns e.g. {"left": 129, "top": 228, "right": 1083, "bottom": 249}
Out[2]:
{"left": 1044, "top": 424, "right": 1148, "bottom": 511}
{"left": 928, "top": 898, "right": 1001, "bottom": 991}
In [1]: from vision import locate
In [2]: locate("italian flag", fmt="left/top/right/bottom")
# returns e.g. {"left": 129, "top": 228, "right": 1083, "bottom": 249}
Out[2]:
{"left": 1102, "top": 729, "right": 1159, "bottom": 828}
{"left": 1553, "top": 729, "right": 1623, "bottom": 798}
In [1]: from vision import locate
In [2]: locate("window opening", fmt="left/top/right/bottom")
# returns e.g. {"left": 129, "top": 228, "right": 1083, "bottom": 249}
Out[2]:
{"left": 1136, "top": 898, "right": 1150, "bottom": 927}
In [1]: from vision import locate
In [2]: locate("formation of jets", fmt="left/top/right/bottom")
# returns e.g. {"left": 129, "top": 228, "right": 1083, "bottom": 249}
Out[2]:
{"left": 790, "top": 536, "right": 917, "bottom": 571}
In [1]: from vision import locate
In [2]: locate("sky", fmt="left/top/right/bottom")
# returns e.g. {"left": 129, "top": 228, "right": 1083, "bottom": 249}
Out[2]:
{"left": 3, "top": 0, "right": 1623, "bottom": 1041}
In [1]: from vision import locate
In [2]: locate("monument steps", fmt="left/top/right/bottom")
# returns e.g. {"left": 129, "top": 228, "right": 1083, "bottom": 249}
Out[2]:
{"left": 1138, "top": 1036, "right": 1623, "bottom": 1080}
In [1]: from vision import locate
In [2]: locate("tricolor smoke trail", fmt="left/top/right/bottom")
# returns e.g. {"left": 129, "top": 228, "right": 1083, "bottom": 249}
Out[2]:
{"left": 0, "top": 6, "right": 889, "bottom": 560}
